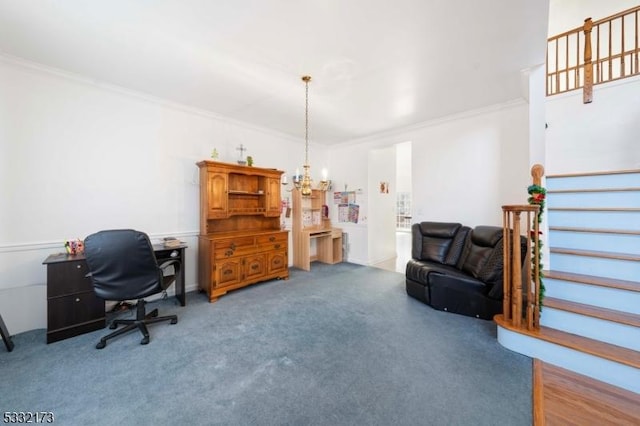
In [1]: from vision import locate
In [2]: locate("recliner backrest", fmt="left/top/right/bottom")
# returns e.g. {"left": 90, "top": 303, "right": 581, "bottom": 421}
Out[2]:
{"left": 411, "top": 222, "right": 465, "bottom": 265}
{"left": 84, "top": 229, "right": 163, "bottom": 301}
{"left": 459, "top": 226, "right": 504, "bottom": 282}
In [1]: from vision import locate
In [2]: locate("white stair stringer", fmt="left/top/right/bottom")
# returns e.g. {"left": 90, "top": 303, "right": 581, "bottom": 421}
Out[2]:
{"left": 497, "top": 325, "right": 640, "bottom": 394}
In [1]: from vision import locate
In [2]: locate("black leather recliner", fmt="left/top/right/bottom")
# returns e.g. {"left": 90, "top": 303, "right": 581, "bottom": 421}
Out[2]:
{"left": 406, "top": 222, "right": 524, "bottom": 320}
{"left": 84, "top": 229, "right": 180, "bottom": 349}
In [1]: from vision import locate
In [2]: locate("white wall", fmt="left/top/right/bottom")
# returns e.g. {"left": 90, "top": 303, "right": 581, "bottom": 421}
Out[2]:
{"left": 367, "top": 146, "right": 396, "bottom": 265}
{"left": 0, "top": 57, "right": 329, "bottom": 334}
{"left": 329, "top": 100, "right": 533, "bottom": 266}
{"left": 545, "top": 76, "right": 640, "bottom": 174}
{"left": 410, "top": 103, "right": 531, "bottom": 227}
{"left": 395, "top": 141, "right": 412, "bottom": 193}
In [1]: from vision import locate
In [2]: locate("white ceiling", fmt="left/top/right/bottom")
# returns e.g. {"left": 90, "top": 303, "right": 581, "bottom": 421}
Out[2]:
{"left": 0, "top": 0, "right": 550, "bottom": 144}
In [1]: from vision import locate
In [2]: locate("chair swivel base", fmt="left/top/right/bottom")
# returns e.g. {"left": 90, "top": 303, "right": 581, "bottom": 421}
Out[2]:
{"left": 96, "top": 299, "right": 177, "bottom": 349}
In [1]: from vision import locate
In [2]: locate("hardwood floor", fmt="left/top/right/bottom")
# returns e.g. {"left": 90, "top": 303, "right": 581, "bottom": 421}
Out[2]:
{"left": 533, "top": 359, "right": 640, "bottom": 426}
{"left": 371, "top": 230, "right": 411, "bottom": 273}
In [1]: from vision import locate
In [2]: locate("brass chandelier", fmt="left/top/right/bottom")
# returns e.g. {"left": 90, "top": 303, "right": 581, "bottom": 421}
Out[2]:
{"left": 293, "top": 75, "right": 328, "bottom": 196}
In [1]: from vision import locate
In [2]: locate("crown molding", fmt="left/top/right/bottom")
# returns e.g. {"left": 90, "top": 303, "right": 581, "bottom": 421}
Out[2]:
{"left": 335, "top": 98, "right": 527, "bottom": 148}
{"left": 0, "top": 52, "right": 302, "bottom": 144}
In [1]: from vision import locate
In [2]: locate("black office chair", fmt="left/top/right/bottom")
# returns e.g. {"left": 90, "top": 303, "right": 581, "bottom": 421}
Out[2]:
{"left": 84, "top": 229, "right": 179, "bottom": 349}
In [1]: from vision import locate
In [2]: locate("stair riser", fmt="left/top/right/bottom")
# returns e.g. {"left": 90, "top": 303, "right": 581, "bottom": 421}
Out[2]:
{"left": 547, "top": 191, "right": 640, "bottom": 208}
{"left": 544, "top": 278, "right": 640, "bottom": 314}
{"left": 550, "top": 253, "right": 640, "bottom": 282}
{"left": 497, "top": 326, "right": 640, "bottom": 394}
{"left": 546, "top": 173, "right": 640, "bottom": 191}
{"left": 547, "top": 210, "right": 640, "bottom": 230}
{"left": 540, "top": 308, "right": 640, "bottom": 351}
{"left": 549, "top": 231, "right": 640, "bottom": 255}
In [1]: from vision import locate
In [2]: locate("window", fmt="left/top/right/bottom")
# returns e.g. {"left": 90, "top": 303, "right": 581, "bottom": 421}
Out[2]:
{"left": 396, "top": 192, "right": 411, "bottom": 230}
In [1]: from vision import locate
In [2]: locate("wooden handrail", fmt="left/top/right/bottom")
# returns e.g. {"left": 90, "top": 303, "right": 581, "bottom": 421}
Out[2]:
{"left": 500, "top": 164, "right": 544, "bottom": 330}
{"left": 546, "top": 5, "right": 640, "bottom": 99}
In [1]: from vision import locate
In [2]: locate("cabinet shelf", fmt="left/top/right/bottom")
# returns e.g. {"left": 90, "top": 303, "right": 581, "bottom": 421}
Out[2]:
{"left": 228, "top": 208, "right": 267, "bottom": 214}
{"left": 229, "top": 190, "right": 265, "bottom": 196}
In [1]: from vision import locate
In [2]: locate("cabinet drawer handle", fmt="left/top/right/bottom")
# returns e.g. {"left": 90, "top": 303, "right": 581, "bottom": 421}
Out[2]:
{"left": 269, "top": 236, "right": 276, "bottom": 242}
{"left": 230, "top": 243, "right": 236, "bottom": 250}
{"left": 225, "top": 249, "right": 233, "bottom": 257}
{"left": 251, "top": 264, "right": 259, "bottom": 270}
{"left": 274, "top": 244, "right": 281, "bottom": 249}
{"left": 223, "top": 269, "right": 233, "bottom": 276}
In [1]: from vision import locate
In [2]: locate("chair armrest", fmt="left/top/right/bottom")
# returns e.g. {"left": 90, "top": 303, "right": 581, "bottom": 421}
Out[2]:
{"left": 159, "top": 259, "right": 181, "bottom": 273}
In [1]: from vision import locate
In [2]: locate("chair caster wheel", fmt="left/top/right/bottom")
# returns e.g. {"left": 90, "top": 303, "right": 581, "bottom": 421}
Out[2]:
{"left": 96, "top": 341, "right": 106, "bottom": 349}
{"left": 141, "top": 336, "right": 150, "bottom": 345}
{"left": 150, "top": 310, "right": 158, "bottom": 318}
{"left": 170, "top": 318, "right": 178, "bottom": 325}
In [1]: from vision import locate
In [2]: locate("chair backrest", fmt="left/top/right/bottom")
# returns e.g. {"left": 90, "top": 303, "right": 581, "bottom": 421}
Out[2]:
{"left": 411, "top": 222, "right": 469, "bottom": 266}
{"left": 84, "top": 229, "right": 162, "bottom": 301}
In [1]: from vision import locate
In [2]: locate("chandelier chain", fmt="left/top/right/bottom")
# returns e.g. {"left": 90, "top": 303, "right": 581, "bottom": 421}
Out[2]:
{"left": 304, "top": 76, "right": 310, "bottom": 166}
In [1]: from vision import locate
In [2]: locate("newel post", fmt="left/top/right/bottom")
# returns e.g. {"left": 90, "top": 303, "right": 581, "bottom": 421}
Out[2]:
{"left": 531, "top": 164, "right": 544, "bottom": 187}
{"left": 583, "top": 17, "right": 594, "bottom": 104}
{"left": 501, "top": 164, "right": 545, "bottom": 330}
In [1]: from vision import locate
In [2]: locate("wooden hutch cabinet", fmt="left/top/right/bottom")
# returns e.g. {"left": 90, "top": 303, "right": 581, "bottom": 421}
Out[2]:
{"left": 197, "top": 161, "right": 288, "bottom": 302}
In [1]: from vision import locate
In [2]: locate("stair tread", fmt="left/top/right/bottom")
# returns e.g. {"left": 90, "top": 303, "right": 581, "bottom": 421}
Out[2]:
{"left": 495, "top": 315, "right": 640, "bottom": 369}
{"left": 545, "top": 270, "right": 640, "bottom": 293}
{"left": 548, "top": 207, "right": 640, "bottom": 211}
{"left": 548, "top": 187, "right": 640, "bottom": 193}
{"left": 549, "top": 226, "right": 640, "bottom": 235}
{"left": 550, "top": 247, "right": 640, "bottom": 261}
{"left": 547, "top": 169, "right": 640, "bottom": 178}
{"left": 534, "top": 359, "right": 640, "bottom": 425}
{"left": 543, "top": 297, "right": 640, "bottom": 327}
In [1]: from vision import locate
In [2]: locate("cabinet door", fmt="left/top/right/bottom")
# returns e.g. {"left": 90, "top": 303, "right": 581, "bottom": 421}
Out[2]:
{"left": 243, "top": 254, "right": 266, "bottom": 281}
{"left": 265, "top": 177, "right": 281, "bottom": 217}
{"left": 214, "top": 258, "right": 242, "bottom": 288}
{"left": 207, "top": 172, "right": 228, "bottom": 218}
{"left": 267, "top": 250, "right": 287, "bottom": 275}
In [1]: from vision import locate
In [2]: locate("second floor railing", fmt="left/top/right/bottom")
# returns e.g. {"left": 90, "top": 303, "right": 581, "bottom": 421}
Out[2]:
{"left": 546, "top": 5, "right": 640, "bottom": 102}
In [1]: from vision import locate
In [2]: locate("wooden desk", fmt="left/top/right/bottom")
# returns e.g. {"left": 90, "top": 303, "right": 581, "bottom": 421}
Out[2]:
{"left": 42, "top": 244, "right": 187, "bottom": 344}
{"left": 295, "top": 228, "right": 343, "bottom": 271}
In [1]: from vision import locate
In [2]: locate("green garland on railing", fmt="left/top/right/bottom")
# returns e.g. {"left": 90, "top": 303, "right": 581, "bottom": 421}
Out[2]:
{"left": 527, "top": 184, "right": 546, "bottom": 309}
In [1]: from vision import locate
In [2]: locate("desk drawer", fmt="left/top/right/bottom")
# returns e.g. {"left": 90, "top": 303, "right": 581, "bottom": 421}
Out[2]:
{"left": 47, "top": 291, "right": 105, "bottom": 331}
{"left": 47, "top": 260, "right": 93, "bottom": 297}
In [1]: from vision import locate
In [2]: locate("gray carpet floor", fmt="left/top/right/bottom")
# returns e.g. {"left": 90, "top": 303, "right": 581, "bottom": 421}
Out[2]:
{"left": 1, "top": 263, "right": 532, "bottom": 425}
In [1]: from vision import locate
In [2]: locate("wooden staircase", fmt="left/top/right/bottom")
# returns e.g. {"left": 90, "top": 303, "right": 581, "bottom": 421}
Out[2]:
{"left": 496, "top": 169, "right": 640, "bottom": 403}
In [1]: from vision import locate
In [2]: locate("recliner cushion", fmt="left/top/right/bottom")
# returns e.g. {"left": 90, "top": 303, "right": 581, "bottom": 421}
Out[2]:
{"left": 446, "top": 226, "right": 470, "bottom": 266}
{"left": 460, "top": 226, "right": 504, "bottom": 280}
{"left": 412, "top": 222, "right": 462, "bottom": 263}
